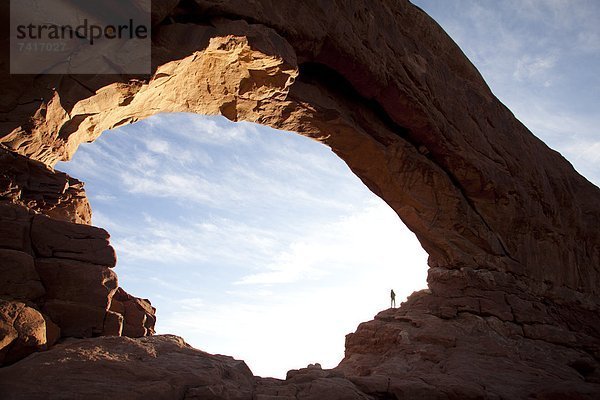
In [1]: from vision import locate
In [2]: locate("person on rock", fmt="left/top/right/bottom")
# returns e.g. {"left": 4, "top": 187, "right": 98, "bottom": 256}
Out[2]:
{"left": 390, "top": 289, "right": 396, "bottom": 308}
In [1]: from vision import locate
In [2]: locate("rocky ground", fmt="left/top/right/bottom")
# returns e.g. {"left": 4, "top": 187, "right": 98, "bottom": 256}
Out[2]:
{"left": 2, "top": 294, "right": 599, "bottom": 399}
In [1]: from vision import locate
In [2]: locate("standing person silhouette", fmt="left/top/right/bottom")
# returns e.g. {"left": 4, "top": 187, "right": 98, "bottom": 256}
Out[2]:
{"left": 390, "top": 289, "right": 396, "bottom": 308}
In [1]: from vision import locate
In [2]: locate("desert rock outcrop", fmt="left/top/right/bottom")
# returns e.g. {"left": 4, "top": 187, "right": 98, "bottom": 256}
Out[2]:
{"left": 0, "top": 155, "right": 155, "bottom": 349}
{"left": 0, "top": 335, "right": 256, "bottom": 400}
{"left": 0, "top": 148, "right": 91, "bottom": 225}
{"left": 0, "top": 0, "right": 599, "bottom": 398}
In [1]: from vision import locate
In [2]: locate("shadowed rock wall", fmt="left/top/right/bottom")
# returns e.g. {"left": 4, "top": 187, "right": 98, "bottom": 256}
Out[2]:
{"left": 0, "top": 0, "right": 599, "bottom": 398}
{"left": 0, "top": 150, "right": 155, "bottom": 365}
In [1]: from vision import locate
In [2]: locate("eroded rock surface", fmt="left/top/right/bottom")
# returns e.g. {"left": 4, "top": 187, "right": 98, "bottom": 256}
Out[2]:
{"left": 110, "top": 287, "right": 157, "bottom": 338}
{"left": 0, "top": 335, "right": 375, "bottom": 400}
{"left": 0, "top": 148, "right": 91, "bottom": 225}
{"left": 0, "top": 0, "right": 599, "bottom": 398}
{"left": 0, "top": 201, "right": 155, "bottom": 364}
{"left": 0, "top": 335, "right": 255, "bottom": 400}
{"left": 342, "top": 289, "right": 600, "bottom": 398}
{"left": 0, "top": 300, "right": 49, "bottom": 365}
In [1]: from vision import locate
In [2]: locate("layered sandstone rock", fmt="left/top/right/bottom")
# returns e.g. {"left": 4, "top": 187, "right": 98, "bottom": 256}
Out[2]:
{"left": 37, "top": 257, "right": 118, "bottom": 337}
{"left": 0, "top": 155, "right": 153, "bottom": 350}
{"left": 0, "top": 0, "right": 599, "bottom": 398}
{"left": 0, "top": 200, "right": 155, "bottom": 364}
{"left": 0, "top": 148, "right": 91, "bottom": 225}
{"left": 0, "top": 249, "right": 45, "bottom": 301}
{"left": 110, "top": 287, "right": 156, "bottom": 338}
{"left": 342, "top": 288, "right": 600, "bottom": 398}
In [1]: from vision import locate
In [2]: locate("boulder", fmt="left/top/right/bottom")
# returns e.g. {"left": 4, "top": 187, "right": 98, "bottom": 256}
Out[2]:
{"left": 34, "top": 258, "right": 118, "bottom": 338}
{"left": 110, "top": 288, "right": 156, "bottom": 338}
{"left": 0, "top": 300, "right": 47, "bottom": 365}
{"left": 102, "top": 310, "right": 124, "bottom": 337}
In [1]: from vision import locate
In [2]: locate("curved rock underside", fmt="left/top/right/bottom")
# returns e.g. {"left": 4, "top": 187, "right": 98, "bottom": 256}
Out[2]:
{"left": 0, "top": 0, "right": 599, "bottom": 398}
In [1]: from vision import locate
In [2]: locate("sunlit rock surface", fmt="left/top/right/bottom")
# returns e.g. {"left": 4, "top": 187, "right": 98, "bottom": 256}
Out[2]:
{"left": 0, "top": 149, "right": 91, "bottom": 225}
{"left": 0, "top": 0, "right": 599, "bottom": 398}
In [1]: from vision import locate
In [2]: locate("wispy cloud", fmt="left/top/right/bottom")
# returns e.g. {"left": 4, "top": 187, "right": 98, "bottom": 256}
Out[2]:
{"left": 513, "top": 53, "right": 558, "bottom": 86}
{"left": 111, "top": 214, "right": 282, "bottom": 267}
{"left": 57, "top": 113, "right": 430, "bottom": 379}
{"left": 89, "top": 193, "right": 117, "bottom": 202}
{"left": 142, "top": 112, "right": 256, "bottom": 145}
{"left": 120, "top": 170, "right": 239, "bottom": 206}
{"left": 413, "top": 0, "right": 600, "bottom": 187}
{"left": 63, "top": 114, "right": 363, "bottom": 216}
{"left": 576, "top": 30, "right": 600, "bottom": 53}
{"left": 235, "top": 200, "right": 424, "bottom": 286}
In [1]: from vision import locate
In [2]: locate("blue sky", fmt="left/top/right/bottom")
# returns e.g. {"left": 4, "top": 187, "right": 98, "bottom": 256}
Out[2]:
{"left": 57, "top": 114, "right": 428, "bottom": 377}
{"left": 412, "top": 0, "right": 600, "bottom": 186}
{"left": 56, "top": 1, "right": 599, "bottom": 378}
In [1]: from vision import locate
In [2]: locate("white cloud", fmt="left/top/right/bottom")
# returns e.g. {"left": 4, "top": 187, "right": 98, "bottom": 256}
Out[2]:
{"left": 144, "top": 278, "right": 200, "bottom": 296}
{"left": 131, "top": 152, "right": 160, "bottom": 170}
{"left": 144, "top": 136, "right": 211, "bottom": 166}
{"left": 513, "top": 53, "right": 558, "bottom": 85}
{"left": 155, "top": 113, "right": 256, "bottom": 145}
{"left": 90, "top": 193, "right": 116, "bottom": 202}
{"left": 576, "top": 31, "right": 600, "bottom": 54}
{"left": 111, "top": 214, "right": 282, "bottom": 268}
{"left": 510, "top": 0, "right": 571, "bottom": 21}
{"left": 146, "top": 138, "right": 171, "bottom": 154}
{"left": 570, "top": 141, "right": 600, "bottom": 164}
{"left": 118, "top": 237, "right": 206, "bottom": 263}
{"left": 561, "top": 141, "right": 600, "bottom": 185}
{"left": 235, "top": 200, "right": 425, "bottom": 286}
{"left": 120, "top": 169, "right": 238, "bottom": 206}
{"left": 90, "top": 210, "right": 127, "bottom": 233}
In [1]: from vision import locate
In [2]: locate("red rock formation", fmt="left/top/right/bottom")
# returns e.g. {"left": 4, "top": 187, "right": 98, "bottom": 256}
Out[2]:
{"left": 0, "top": 151, "right": 156, "bottom": 355}
{"left": 0, "top": 148, "right": 91, "bottom": 225}
{"left": 0, "top": 300, "right": 49, "bottom": 365}
{"left": 0, "top": 249, "right": 44, "bottom": 301}
{"left": 110, "top": 288, "right": 156, "bottom": 338}
{"left": 0, "top": 335, "right": 256, "bottom": 400}
{"left": 0, "top": 0, "right": 599, "bottom": 398}
{"left": 342, "top": 286, "right": 600, "bottom": 398}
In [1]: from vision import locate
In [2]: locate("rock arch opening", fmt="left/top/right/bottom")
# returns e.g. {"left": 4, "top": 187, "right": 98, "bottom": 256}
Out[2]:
{"left": 56, "top": 112, "right": 429, "bottom": 377}
{"left": 1, "top": 0, "right": 599, "bottom": 397}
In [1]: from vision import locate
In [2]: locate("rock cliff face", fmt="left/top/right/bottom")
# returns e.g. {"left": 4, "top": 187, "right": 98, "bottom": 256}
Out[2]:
{"left": 0, "top": 0, "right": 599, "bottom": 399}
{"left": 0, "top": 152, "right": 155, "bottom": 364}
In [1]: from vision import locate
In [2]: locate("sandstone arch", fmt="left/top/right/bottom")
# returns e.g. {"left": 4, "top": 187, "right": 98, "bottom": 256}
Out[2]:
{"left": 1, "top": 1, "right": 599, "bottom": 398}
